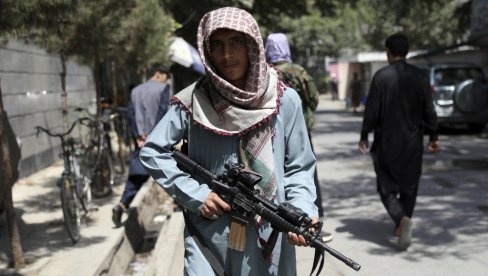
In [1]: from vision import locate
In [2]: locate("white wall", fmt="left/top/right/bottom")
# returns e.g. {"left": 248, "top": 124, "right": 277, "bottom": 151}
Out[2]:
{"left": 0, "top": 39, "right": 96, "bottom": 177}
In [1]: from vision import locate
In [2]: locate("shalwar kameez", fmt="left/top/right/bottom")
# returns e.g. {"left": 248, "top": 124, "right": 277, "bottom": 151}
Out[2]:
{"left": 140, "top": 7, "right": 318, "bottom": 276}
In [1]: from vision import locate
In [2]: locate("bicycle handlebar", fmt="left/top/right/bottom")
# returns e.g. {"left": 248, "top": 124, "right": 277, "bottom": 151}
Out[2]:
{"left": 36, "top": 119, "right": 80, "bottom": 138}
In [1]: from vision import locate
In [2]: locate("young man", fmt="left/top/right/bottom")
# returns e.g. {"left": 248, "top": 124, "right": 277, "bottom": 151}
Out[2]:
{"left": 112, "top": 65, "right": 171, "bottom": 227}
{"left": 140, "top": 7, "right": 318, "bottom": 275}
{"left": 265, "top": 32, "right": 333, "bottom": 243}
{"left": 359, "top": 33, "right": 441, "bottom": 250}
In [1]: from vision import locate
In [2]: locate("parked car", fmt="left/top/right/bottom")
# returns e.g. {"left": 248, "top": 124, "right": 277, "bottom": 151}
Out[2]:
{"left": 420, "top": 63, "right": 488, "bottom": 132}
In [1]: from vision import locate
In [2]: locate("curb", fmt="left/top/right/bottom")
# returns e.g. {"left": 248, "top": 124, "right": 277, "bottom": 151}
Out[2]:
{"left": 94, "top": 181, "right": 153, "bottom": 276}
{"left": 144, "top": 211, "right": 185, "bottom": 276}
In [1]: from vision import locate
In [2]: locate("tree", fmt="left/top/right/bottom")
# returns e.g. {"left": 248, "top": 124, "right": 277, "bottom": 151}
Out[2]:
{"left": 166, "top": 0, "right": 253, "bottom": 45}
{"left": 2, "top": 0, "right": 178, "bottom": 109}
{"left": 0, "top": 0, "right": 76, "bottom": 269}
{"left": 355, "top": 0, "right": 465, "bottom": 50}
{"left": 0, "top": 1, "right": 178, "bottom": 266}
{"left": 31, "top": 0, "right": 175, "bottom": 101}
{"left": 0, "top": 78, "right": 25, "bottom": 268}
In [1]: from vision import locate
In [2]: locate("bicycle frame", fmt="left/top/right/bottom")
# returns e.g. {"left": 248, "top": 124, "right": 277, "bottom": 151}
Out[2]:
{"left": 78, "top": 115, "right": 115, "bottom": 198}
{"left": 36, "top": 119, "right": 90, "bottom": 243}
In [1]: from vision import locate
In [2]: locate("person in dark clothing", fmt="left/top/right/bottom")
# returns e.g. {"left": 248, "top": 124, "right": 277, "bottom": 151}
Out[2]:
{"left": 349, "top": 72, "right": 362, "bottom": 113}
{"left": 358, "top": 33, "right": 441, "bottom": 250}
{"left": 112, "top": 65, "right": 171, "bottom": 227}
{"left": 329, "top": 74, "right": 339, "bottom": 101}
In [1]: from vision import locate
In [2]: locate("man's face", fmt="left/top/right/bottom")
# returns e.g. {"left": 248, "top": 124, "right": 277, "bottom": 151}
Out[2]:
{"left": 209, "top": 29, "right": 249, "bottom": 89}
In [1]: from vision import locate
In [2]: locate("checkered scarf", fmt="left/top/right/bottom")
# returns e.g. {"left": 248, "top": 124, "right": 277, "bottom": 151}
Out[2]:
{"left": 173, "top": 7, "right": 284, "bottom": 199}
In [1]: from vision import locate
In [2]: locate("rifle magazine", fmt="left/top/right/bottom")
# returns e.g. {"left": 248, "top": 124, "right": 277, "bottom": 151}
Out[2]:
{"left": 228, "top": 219, "right": 247, "bottom": 251}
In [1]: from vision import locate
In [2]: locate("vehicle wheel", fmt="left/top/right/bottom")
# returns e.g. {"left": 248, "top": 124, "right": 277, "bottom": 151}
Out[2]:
{"left": 60, "top": 175, "right": 81, "bottom": 244}
{"left": 468, "top": 123, "right": 486, "bottom": 133}
{"left": 454, "top": 79, "right": 488, "bottom": 113}
{"left": 91, "top": 149, "right": 114, "bottom": 198}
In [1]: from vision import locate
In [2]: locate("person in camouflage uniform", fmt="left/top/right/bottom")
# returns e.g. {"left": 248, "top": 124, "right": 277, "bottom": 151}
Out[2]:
{"left": 276, "top": 62, "right": 319, "bottom": 130}
{"left": 265, "top": 32, "right": 333, "bottom": 243}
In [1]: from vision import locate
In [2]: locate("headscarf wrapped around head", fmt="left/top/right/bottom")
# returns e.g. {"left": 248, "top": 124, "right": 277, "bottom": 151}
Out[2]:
{"left": 197, "top": 7, "right": 269, "bottom": 99}
{"left": 175, "top": 7, "right": 283, "bottom": 136}
{"left": 265, "top": 33, "right": 293, "bottom": 64}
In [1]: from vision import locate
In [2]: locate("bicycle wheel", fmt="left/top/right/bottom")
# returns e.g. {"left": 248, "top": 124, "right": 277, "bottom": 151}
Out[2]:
{"left": 91, "top": 149, "right": 114, "bottom": 198}
{"left": 60, "top": 174, "right": 81, "bottom": 244}
{"left": 78, "top": 157, "right": 92, "bottom": 213}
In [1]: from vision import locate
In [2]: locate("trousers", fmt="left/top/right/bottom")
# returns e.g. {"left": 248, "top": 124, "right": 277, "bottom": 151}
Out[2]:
{"left": 120, "top": 175, "right": 150, "bottom": 207}
{"left": 373, "top": 152, "right": 419, "bottom": 226}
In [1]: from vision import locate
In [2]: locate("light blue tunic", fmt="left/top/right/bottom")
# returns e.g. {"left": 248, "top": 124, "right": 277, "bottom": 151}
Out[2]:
{"left": 140, "top": 87, "right": 318, "bottom": 276}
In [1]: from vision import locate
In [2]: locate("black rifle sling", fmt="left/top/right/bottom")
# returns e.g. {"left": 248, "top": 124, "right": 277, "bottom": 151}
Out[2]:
{"left": 182, "top": 210, "right": 227, "bottom": 276}
{"left": 310, "top": 248, "right": 325, "bottom": 276}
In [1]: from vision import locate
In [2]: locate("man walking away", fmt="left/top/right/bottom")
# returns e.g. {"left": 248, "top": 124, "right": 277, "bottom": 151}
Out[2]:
{"left": 358, "top": 33, "right": 440, "bottom": 251}
{"left": 112, "top": 65, "right": 171, "bottom": 227}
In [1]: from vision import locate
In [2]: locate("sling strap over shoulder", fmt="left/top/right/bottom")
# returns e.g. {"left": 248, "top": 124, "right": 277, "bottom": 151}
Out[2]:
{"left": 182, "top": 210, "right": 228, "bottom": 276}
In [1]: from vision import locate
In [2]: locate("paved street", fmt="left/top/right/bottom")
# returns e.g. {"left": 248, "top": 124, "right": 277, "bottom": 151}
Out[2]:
{"left": 297, "top": 96, "right": 488, "bottom": 276}
{"left": 1, "top": 95, "right": 487, "bottom": 275}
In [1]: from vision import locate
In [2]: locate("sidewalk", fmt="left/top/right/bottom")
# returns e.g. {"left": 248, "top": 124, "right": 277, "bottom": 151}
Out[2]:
{"left": 0, "top": 156, "right": 180, "bottom": 276}
{"left": 0, "top": 160, "right": 123, "bottom": 275}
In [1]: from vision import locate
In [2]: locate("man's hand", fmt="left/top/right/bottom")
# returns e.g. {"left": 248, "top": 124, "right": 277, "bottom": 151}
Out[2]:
{"left": 200, "top": 192, "right": 231, "bottom": 220}
{"left": 358, "top": 140, "right": 369, "bottom": 154}
{"left": 287, "top": 217, "right": 318, "bottom": 247}
{"left": 427, "top": 140, "right": 441, "bottom": 153}
{"left": 136, "top": 135, "right": 147, "bottom": 148}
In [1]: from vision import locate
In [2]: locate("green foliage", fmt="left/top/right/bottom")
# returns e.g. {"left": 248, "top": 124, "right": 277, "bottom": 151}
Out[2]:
{"left": 1, "top": 0, "right": 177, "bottom": 73}
{"left": 251, "top": 0, "right": 309, "bottom": 31}
{"left": 260, "top": 0, "right": 468, "bottom": 57}
{"left": 0, "top": 0, "right": 75, "bottom": 38}
{"left": 1, "top": 0, "right": 473, "bottom": 67}
{"left": 166, "top": 0, "right": 256, "bottom": 45}
{"left": 357, "top": 0, "right": 464, "bottom": 50}
{"left": 108, "top": 0, "right": 179, "bottom": 71}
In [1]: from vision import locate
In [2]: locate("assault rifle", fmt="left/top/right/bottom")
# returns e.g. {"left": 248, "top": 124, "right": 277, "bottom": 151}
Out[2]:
{"left": 173, "top": 151, "right": 361, "bottom": 273}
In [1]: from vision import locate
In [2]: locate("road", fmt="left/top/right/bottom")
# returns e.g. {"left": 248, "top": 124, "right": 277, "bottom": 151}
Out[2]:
{"left": 296, "top": 96, "right": 488, "bottom": 276}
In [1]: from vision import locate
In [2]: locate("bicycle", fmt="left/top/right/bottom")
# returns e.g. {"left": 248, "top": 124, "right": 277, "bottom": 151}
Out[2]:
{"left": 76, "top": 107, "right": 115, "bottom": 198}
{"left": 36, "top": 119, "right": 92, "bottom": 244}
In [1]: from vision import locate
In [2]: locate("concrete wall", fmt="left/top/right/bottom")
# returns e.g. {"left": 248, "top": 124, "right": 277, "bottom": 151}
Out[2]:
{"left": 0, "top": 39, "right": 96, "bottom": 177}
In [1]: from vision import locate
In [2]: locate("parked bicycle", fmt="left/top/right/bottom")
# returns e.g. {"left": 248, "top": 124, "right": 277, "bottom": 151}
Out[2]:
{"left": 36, "top": 119, "right": 92, "bottom": 244}
{"left": 75, "top": 107, "right": 115, "bottom": 198}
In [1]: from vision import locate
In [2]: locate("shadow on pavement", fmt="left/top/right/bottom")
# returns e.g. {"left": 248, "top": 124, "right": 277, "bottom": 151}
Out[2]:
{"left": 312, "top": 102, "right": 488, "bottom": 264}
{"left": 0, "top": 171, "right": 118, "bottom": 265}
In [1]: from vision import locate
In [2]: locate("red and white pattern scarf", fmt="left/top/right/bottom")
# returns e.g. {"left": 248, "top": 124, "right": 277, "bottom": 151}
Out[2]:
{"left": 173, "top": 7, "right": 284, "bottom": 199}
